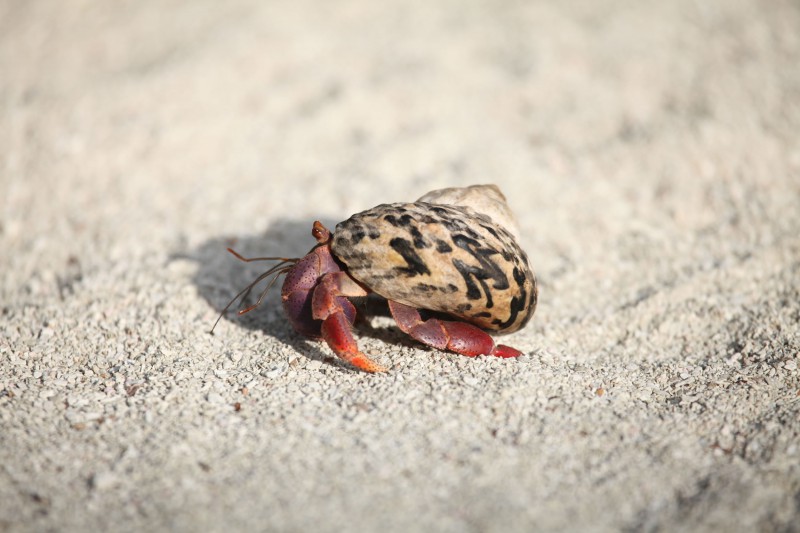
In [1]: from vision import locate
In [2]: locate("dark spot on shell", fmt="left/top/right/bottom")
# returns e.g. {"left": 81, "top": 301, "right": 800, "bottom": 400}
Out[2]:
{"left": 435, "top": 239, "right": 452, "bottom": 253}
{"left": 456, "top": 303, "right": 473, "bottom": 312}
{"left": 369, "top": 272, "right": 399, "bottom": 280}
{"left": 349, "top": 226, "right": 366, "bottom": 244}
{"left": 384, "top": 214, "right": 414, "bottom": 228}
{"left": 410, "top": 226, "right": 429, "bottom": 249}
{"left": 389, "top": 237, "right": 431, "bottom": 276}
{"left": 340, "top": 249, "right": 369, "bottom": 263}
{"left": 453, "top": 258, "right": 485, "bottom": 302}
{"left": 497, "top": 267, "right": 535, "bottom": 331}
{"left": 418, "top": 213, "right": 437, "bottom": 224}
{"left": 450, "top": 234, "right": 510, "bottom": 310}
{"left": 480, "top": 224, "right": 500, "bottom": 239}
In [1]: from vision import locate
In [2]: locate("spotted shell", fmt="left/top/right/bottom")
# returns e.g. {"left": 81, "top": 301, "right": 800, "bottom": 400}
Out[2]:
{"left": 331, "top": 201, "right": 537, "bottom": 333}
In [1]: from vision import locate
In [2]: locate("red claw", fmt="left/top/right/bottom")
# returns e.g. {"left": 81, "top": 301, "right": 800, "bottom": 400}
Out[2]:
{"left": 280, "top": 233, "right": 386, "bottom": 372}
{"left": 492, "top": 345, "right": 523, "bottom": 358}
{"left": 320, "top": 312, "right": 388, "bottom": 373}
{"left": 388, "top": 301, "right": 525, "bottom": 359}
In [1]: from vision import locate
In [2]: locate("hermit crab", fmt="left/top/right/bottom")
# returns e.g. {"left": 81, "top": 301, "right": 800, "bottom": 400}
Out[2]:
{"left": 213, "top": 185, "right": 537, "bottom": 372}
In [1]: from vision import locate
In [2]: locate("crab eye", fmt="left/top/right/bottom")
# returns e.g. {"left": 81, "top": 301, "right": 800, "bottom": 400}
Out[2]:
{"left": 312, "top": 221, "right": 331, "bottom": 243}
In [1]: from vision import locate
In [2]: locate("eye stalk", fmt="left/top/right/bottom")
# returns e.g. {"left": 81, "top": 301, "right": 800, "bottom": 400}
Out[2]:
{"left": 312, "top": 221, "right": 331, "bottom": 243}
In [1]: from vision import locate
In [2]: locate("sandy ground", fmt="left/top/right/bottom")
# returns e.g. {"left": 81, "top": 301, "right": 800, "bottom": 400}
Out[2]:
{"left": 2, "top": 1, "right": 799, "bottom": 531}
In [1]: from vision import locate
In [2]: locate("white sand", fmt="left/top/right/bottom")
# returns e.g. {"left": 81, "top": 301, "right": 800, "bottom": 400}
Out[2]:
{"left": 1, "top": 1, "right": 799, "bottom": 531}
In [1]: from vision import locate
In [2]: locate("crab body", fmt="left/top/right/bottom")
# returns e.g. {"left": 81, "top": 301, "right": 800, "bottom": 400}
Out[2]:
{"left": 223, "top": 185, "right": 537, "bottom": 372}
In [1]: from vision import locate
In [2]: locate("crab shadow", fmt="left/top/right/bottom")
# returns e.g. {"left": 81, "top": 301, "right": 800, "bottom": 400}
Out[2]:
{"left": 183, "top": 217, "right": 418, "bottom": 372}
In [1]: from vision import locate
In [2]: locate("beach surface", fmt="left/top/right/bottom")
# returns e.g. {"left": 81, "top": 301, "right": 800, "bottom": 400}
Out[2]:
{"left": 1, "top": 1, "right": 799, "bottom": 531}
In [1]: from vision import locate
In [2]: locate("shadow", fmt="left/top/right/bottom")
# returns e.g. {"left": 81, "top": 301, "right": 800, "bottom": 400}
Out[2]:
{"left": 180, "top": 217, "right": 337, "bottom": 368}
{"left": 352, "top": 296, "right": 425, "bottom": 349}
{"left": 178, "top": 217, "right": 420, "bottom": 371}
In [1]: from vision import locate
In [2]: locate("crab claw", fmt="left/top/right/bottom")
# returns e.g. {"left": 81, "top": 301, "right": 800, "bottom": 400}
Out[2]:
{"left": 388, "top": 300, "right": 525, "bottom": 359}
{"left": 312, "top": 271, "right": 388, "bottom": 373}
{"left": 491, "top": 344, "right": 523, "bottom": 358}
{"left": 321, "top": 311, "right": 388, "bottom": 373}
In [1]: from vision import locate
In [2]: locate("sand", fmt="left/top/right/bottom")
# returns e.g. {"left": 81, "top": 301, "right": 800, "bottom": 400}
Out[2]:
{"left": 1, "top": 1, "right": 799, "bottom": 531}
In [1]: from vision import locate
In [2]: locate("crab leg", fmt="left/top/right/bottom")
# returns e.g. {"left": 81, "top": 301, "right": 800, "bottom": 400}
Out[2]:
{"left": 320, "top": 312, "right": 388, "bottom": 373}
{"left": 388, "top": 300, "right": 523, "bottom": 359}
{"left": 312, "top": 272, "right": 388, "bottom": 373}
